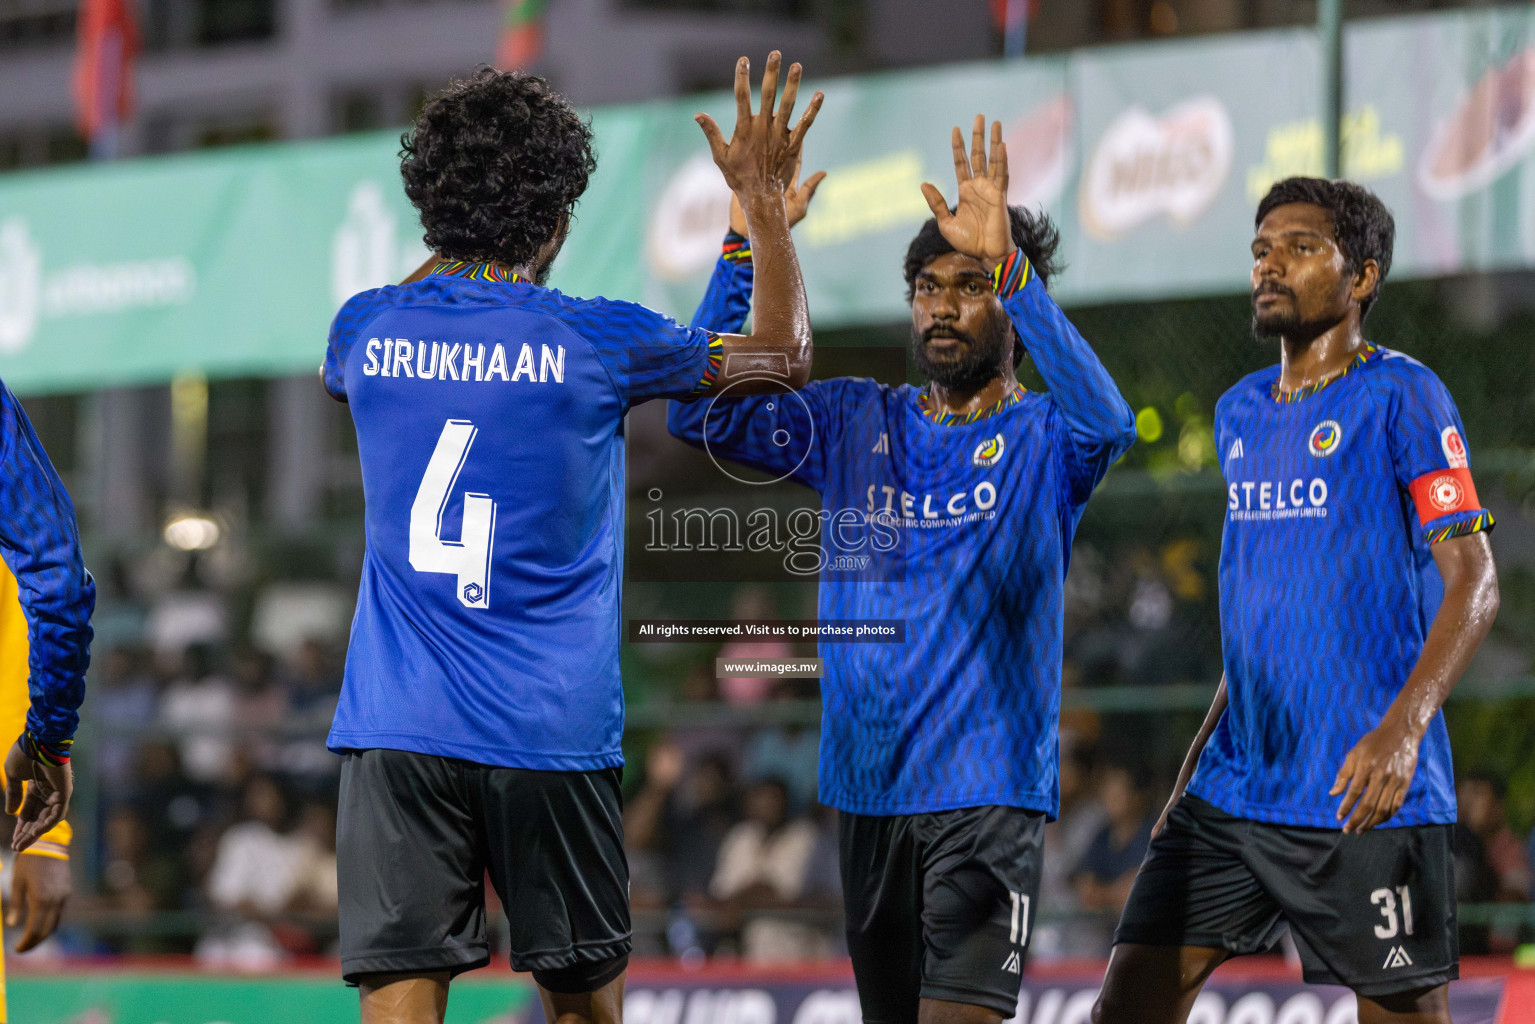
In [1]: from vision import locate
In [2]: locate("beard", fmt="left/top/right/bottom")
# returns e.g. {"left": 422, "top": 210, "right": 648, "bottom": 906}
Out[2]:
{"left": 910, "top": 321, "right": 1013, "bottom": 392}
{"left": 1251, "top": 283, "right": 1301, "bottom": 339}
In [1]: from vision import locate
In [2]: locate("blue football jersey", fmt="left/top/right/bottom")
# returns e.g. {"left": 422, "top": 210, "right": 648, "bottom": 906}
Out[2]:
{"left": 671, "top": 242, "right": 1135, "bottom": 816}
{"left": 0, "top": 377, "right": 94, "bottom": 748}
{"left": 324, "top": 264, "right": 719, "bottom": 770}
{"left": 1188, "top": 345, "right": 1493, "bottom": 828}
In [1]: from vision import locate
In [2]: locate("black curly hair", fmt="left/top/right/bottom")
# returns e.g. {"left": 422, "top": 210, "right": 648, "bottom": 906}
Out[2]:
{"left": 1255, "top": 177, "right": 1395, "bottom": 320}
{"left": 401, "top": 68, "right": 597, "bottom": 272}
{"left": 902, "top": 206, "right": 1063, "bottom": 302}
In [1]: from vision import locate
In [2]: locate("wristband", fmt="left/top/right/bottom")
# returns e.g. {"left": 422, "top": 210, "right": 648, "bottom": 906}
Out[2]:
{"left": 722, "top": 232, "right": 752, "bottom": 265}
{"left": 991, "top": 249, "right": 1030, "bottom": 299}
{"left": 21, "top": 730, "right": 71, "bottom": 767}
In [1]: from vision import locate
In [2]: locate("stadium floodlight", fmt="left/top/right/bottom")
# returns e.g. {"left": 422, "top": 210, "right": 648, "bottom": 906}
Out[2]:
{"left": 162, "top": 513, "right": 220, "bottom": 551}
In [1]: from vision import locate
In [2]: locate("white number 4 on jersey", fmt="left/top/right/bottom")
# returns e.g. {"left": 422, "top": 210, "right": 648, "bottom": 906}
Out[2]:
{"left": 410, "top": 419, "right": 496, "bottom": 609}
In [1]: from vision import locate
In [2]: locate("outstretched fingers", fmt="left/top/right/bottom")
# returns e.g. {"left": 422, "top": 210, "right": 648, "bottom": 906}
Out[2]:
{"left": 970, "top": 113, "right": 988, "bottom": 178}
{"left": 989, "top": 120, "right": 1009, "bottom": 191}
{"left": 775, "top": 62, "right": 802, "bottom": 137}
{"left": 694, "top": 113, "right": 728, "bottom": 162}
{"left": 786, "top": 90, "right": 824, "bottom": 155}
{"left": 732, "top": 56, "right": 753, "bottom": 132}
{"left": 949, "top": 125, "right": 970, "bottom": 187}
{"left": 920, "top": 182, "right": 952, "bottom": 223}
{"left": 758, "top": 51, "right": 782, "bottom": 122}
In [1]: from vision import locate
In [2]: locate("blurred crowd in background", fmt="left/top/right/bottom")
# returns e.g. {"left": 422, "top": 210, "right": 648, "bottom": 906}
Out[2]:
{"left": 13, "top": 517, "right": 1527, "bottom": 969}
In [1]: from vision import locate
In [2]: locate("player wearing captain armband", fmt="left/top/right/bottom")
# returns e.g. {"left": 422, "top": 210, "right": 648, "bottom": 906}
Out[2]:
{"left": 321, "top": 55, "right": 822, "bottom": 1024}
{"left": 0, "top": 378, "right": 95, "bottom": 1023}
{"left": 671, "top": 117, "right": 1135, "bottom": 1024}
{"left": 1094, "top": 180, "right": 1500, "bottom": 1024}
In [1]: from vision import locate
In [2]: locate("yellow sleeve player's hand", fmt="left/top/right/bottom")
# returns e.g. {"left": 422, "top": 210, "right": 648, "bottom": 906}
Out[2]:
{"left": 8, "top": 846, "right": 71, "bottom": 952}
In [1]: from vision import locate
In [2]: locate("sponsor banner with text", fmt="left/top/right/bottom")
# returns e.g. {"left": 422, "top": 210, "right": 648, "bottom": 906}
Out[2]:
{"left": 5, "top": 9, "right": 1535, "bottom": 392}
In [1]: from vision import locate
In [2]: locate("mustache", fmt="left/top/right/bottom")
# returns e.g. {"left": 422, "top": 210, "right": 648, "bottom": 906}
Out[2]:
{"left": 922, "top": 324, "right": 979, "bottom": 346}
{"left": 1252, "top": 282, "right": 1295, "bottom": 301}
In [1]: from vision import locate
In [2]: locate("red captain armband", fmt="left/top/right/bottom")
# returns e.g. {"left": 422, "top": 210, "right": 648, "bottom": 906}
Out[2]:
{"left": 1409, "top": 467, "right": 1483, "bottom": 526}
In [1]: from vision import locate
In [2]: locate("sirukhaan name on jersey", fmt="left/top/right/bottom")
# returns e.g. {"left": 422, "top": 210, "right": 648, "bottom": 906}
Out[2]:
{"left": 362, "top": 337, "right": 566, "bottom": 384}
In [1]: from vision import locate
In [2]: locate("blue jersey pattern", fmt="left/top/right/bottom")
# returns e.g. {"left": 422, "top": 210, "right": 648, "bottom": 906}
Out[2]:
{"left": 1188, "top": 346, "right": 1492, "bottom": 828}
{"left": 0, "top": 379, "right": 94, "bottom": 745}
{"left": 325, "top": 270, "right": 716, "bottom": 770}
{"left": 670, "top": 242, "right": 1135, "bottom": 816}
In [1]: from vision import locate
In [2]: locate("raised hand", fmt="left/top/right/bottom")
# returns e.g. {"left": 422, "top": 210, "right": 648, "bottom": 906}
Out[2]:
{"left": 730, "top": 155, "right": 827, "bottom": 235}
{"left": 696, "top": 52, "right": 824, "bottom": 207}
{"left": 920, "top": 115, "right": 1015, "bottom": 268}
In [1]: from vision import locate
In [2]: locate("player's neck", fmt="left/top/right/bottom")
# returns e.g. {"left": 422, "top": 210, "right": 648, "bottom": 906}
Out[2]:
{"left": 925, "top": 368, "right": 1019, "bottom": 418}
{"left": 1277, "top": 316, "right": 1366, "bottom": 393}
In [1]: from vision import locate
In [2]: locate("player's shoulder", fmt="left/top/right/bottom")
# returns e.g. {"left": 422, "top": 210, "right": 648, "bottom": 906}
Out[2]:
{"left": 1215, "top": 365, "right": 1280, "bottom": 421}
{"left": 1363, "top": 344, "right": 1449, "bottom": 397}
{"left": 331, "top": 286, "right": 401, "bottom": 333}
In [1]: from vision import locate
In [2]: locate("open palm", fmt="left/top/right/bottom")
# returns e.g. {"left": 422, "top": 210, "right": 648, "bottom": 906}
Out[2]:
{"left": 920, "top": 115, "right": 1015, "bottom": 267}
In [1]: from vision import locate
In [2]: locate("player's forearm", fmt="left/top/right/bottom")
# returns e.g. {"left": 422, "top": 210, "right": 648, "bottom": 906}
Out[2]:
{"left": 1384, "top": 536, "right": 1498, "bottom": 740}
{"left": 1173, "top": 677, "right": 1228, "bottom": 798}
{"left": 1003, "top": 279, "right": 1134, "bottom": 453}
{"left": 733, "top": 191, "right": 811, "bottom": 389}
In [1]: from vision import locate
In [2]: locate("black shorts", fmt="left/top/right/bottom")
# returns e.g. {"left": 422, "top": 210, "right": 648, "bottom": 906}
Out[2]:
{"left": 840, "top": 805, "right": 1046, "bottom": 1022}
{"left": 336, "top": 748, "right": 630, "bottom": 991}
{"left": 1115, "top": 794, "right": 1457, "bottom": 998}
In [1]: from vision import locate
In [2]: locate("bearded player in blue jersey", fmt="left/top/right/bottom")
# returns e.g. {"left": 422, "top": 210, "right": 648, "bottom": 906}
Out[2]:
{"left": 1093, "top": 179, "right": 1500, "bottom": 1024}
{"left": 671, "top": 118, "right": 1135, "bottom": 1024}
{"left": 322, "top": 55, "right": 822, "bottom": 1024}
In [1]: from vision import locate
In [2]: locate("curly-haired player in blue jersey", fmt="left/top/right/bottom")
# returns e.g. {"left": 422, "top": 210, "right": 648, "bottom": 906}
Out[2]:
{"left": 1092, "top": 179, "right": 1501, "bottom": 1024}
{"left": 670, "top": 118, "right": 1136, "bottom": 1024}
{"left": 321, "top": 55, "right": 822, "bottom": 1024}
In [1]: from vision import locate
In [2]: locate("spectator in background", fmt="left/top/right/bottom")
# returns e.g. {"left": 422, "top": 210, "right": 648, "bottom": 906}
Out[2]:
{"left": 1034, "top": 740, "right": 1108, "bottom": 959}
{"left": 1073, "top": 762, "right": 1154, "bottom": 944}
{"left": 276, "top": 639, "right": 344, "bottom": 777}
{"left": 742, "top": 680, "right": 819, "bottom": 810}
{"left": 159, "top": 643, "right": 237, "bottom": 783}
{"left": 198, "top": 774, "right": 310, "bottom": 968}
{"left": 717, "top": 587, "right": 792, "bottom": 706}
{"left": 710, "top": 777, "right": 834, "bottom": 962}
{"left": 1458, "top": 772, "right": 1531, "bottom": 902}
{"left": 95, "top": 645, "right": 160, "bottom": 790}
{"left": 626, "top": 744, "right": 739, "bottom": 905}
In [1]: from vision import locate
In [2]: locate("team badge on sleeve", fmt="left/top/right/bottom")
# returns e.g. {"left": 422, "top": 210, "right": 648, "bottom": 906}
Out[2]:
{"left": 1308, "top": 420, "right": 1343, "bottom": 457}
{"left": 1440, "top": 426, "right": 1469, "bottom": 468}
{"left": 1410, "top": 467, "right": 1480, "bottom": 521}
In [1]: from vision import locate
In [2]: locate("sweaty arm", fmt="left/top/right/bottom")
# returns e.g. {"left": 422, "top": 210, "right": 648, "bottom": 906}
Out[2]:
{"left": 1331, "top": 373, "right": 1499, "bottom": 831}
{"left": 689, "top": 53, "right": 821, "bottom": 397}
{"left": 1154, "top": 677, "right": 1228, "bottom": 838}
{"left": 1331, "top": 534, "right": 1497, "bottom": 832}
{"left": 0, "top": 383, "right": 93, "bottom": 761}
{"left": 999, "top": 262, "right": 1136, "bottom": 500}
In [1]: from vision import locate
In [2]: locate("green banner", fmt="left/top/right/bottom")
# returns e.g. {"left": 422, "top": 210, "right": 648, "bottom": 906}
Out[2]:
{"left": 8, "top": 973, "right": 534, "bottom": 1024}
{"left": 3, "top": 9, "right": 1535, "bottom": 394}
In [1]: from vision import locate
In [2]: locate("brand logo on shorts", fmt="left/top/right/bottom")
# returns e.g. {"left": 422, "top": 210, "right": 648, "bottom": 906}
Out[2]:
{"left": 972, "top": 434, "right": 1006, "bottom": 468}
{"left": 1001, "top": 950, "right": 1021, "bottom": 974}
{"left": 1308, "top": 420, "right": 1343, "bottom": 457}
{"left": 1383, "top": 946, "right": 1414, "bottom": 969}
